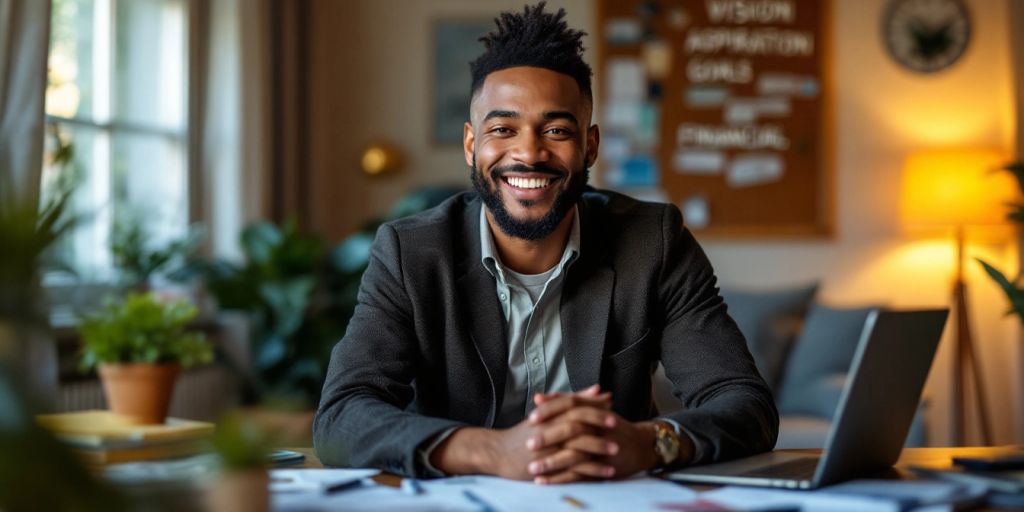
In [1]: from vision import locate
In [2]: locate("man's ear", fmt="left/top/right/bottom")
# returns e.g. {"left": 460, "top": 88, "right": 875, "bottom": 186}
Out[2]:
{"left": 463, "top": 122, "right": 475, "bottom": 168}
{"left": 585, "top": 124, "right": 600, "bottom": 168}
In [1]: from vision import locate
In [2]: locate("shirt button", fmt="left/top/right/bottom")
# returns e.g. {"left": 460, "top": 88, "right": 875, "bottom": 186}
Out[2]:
{"left": 499, "top": 293, "right": 507, "bottom": 301}
{"left": 532, "top": 357, "right": 541, "bottom": 365}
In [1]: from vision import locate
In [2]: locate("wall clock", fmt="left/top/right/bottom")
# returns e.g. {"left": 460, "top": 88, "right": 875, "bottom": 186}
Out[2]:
{"left": 882, "top": 0, "right": 971, "bottom": 73}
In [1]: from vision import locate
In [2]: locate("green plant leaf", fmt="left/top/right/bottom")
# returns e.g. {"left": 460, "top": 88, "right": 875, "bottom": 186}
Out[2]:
{"left": 1003, "top": 161, "right": 1024, "bottom": 193}
{"left": 242, "top": 222, "right": 283, "bottom": 267}
{"left": 258, "top": 278, "right": 314, "bottom": 337}
{"left": 977, "top": 258, "right": 1024, "bottom": 321}
{"left": 254, "top": 333, "right": 287, "bottom": 371}
{"left": 77, "top": 293, "right": 213, "bottom": 370}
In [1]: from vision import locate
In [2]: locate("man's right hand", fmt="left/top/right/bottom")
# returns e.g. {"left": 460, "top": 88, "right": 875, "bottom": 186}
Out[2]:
{"left": 430, "top": 385, "right": 616, "bottom": 480}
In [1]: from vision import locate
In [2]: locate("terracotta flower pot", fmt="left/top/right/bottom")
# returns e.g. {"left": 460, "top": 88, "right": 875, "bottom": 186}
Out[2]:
{"left": 98, "top": 363, "right": 180, "bottom": 424}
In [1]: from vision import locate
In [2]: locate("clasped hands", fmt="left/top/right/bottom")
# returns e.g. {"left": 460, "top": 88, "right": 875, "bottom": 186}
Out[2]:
{"left": 490, "top": 384, "right": 661, "bottom": 484}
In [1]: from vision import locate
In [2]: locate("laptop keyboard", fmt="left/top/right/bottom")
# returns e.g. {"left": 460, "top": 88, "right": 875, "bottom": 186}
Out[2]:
{"left": 737, "top": 457, "right": 820, "bottom": 479}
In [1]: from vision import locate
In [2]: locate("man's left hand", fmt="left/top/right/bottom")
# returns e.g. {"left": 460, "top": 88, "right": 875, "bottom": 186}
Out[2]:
{"left": 525, "top": 390, "right": 662, "bottom": 484}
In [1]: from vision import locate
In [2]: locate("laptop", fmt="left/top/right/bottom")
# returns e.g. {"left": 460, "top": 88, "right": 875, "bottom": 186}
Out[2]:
{"left": 666, "top": 308, "right": 949, "bottom": 490}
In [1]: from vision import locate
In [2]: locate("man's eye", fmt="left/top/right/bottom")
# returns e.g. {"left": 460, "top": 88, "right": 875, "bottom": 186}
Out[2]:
{"left": 490, "top": 127, "right": 512, "bottom": 135}
{"left": 546, "top": 128, "right": 571, "bottom": 136}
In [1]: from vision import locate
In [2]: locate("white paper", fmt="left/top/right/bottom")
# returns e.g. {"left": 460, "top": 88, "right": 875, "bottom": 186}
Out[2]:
{"left": 601, "top": 135, "right": 632, "bottom": 163}
{"left": 758, "top": 73, "right": 820, "bottom": 98}
{"left": 605, "top": 18, "right": 643, "bottom": 44}
{"left": 673, "top": 149, "right": 725, "bottom": 175}
{"left": 420, "top": 475, "right": 699, "bottom": 512}
{"left": 702, "top": 479, "right": 986, "bottom": 512}
{"left": 272, "top": 483, "right": 461, "bottom": 512}
{"left": 684, "top": 86, "right": 730, "bottom": 108}
{"left": 603, "top": 100, "right": 642, "bottom": 129}
{"left": 702, "top": 486, "right": 901, "bottom": 512}
{"left": 606, "top": 57, "right": 645, "bottom": 100}
{"left": 727, "top": 153, "right": 784, "bottom": 187}
{"left": 724, "top": 97, "right": 792, "bottom": 124}
{"left": 682, "top": 196, "right": 711, "bottom": 229}
{"left": 270, "top": 468, "right": 380, "bottom": 493}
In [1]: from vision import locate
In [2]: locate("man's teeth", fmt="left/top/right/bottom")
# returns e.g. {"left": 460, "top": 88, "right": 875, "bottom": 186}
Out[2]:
{"left": 506, "top": 176, "right": 551, "bottom": 189}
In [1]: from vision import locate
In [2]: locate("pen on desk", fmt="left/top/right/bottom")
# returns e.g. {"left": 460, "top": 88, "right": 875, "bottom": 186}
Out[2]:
{"left": 561, "top": 494, "right": 587, "bottom": 509}
{"left": 401, "top": 478, "right": 424, "bottom": 495}
{"left": 323, "top": 478, "right": 367, "bottom": 494}
{"left": 462, "top": 489, "right": 498, "bottom": 512}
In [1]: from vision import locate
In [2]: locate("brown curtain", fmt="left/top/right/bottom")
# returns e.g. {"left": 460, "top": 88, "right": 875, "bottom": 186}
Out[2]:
{"left": 266, "top": 0, "right": 313, "bottom": 227}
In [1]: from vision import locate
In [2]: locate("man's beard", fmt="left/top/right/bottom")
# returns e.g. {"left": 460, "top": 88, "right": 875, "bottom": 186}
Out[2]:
{"left": 471, "top": 155, "right": 589, "bottom": 241}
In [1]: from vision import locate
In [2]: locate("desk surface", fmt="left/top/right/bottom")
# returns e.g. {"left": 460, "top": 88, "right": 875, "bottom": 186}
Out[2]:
{"left": 289, "top": 445, "right": 1024, "bottom": 488}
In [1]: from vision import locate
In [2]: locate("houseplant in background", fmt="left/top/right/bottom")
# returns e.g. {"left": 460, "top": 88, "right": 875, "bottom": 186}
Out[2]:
{"left": 180, "top": 185, "right": 465, "bottom": 415}
{"left": 78, "top": 292, "right": 214, "bottom": 424}
{"left": 0, "top": 138, "right": 122, "bottom": 508}
{"left": 977, "top": 161, "right": 1024, "bottom": 321}
{"left": 111, "top": 212, "right": 204, "bottom": 291}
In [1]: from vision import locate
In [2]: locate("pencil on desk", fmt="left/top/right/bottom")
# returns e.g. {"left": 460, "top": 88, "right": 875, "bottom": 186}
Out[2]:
{"left": 561, "top": 494, "right": 588, "bottom": 509}
{"left": 462, "top": 489, "right": 498, "bottom": 512}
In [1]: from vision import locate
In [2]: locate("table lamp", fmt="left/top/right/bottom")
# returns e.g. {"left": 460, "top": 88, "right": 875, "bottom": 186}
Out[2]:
{"left": 900, "top": 149, "right": 1016, "bottom": 446}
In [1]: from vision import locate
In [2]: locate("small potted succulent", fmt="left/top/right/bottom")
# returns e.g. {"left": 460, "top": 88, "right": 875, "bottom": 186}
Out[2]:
{"left": 78, "top": 292, "right": 213, "bottom": 424}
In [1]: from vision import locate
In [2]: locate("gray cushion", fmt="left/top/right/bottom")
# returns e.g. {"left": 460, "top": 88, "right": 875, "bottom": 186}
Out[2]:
{"left": 721, "top": 283, "right": 818, "bottom": 393}
{"left": 777, "top": 304, "right": 876, "bottom": 416}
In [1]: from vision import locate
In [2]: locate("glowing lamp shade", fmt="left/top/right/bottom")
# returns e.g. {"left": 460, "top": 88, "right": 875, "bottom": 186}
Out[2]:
{"left": 900, "top": 149, "right": 1016, "bottom": 228}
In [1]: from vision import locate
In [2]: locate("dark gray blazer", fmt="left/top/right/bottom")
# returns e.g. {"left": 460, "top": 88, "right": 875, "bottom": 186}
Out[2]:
{"left": 313, "top": 189, "right": 778, "bottom": 477}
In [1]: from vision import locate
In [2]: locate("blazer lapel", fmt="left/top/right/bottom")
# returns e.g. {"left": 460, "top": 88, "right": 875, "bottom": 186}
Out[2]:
{"left": 456, "top": 197, "right": 507, "bottom": 427}
{"left": 560, "top": 198, "right": 614, "bottom": 391}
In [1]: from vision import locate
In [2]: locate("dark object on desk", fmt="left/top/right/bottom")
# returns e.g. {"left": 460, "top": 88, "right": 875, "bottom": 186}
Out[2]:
{"left": 667, "top": 309, "right": 948, "bottom": 490}
{"left": 908, "top": 466, "right": 1023, "bottom": 494}
{"left": 269, "top": 449, "right": 306, "bottom": 467}
{"left": 954, "top": 452, "right": 1024, "bottom": 471}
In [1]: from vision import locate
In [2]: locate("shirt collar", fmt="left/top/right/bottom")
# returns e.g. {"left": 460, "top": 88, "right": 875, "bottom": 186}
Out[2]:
{"left": 480, "top": 204, "right": 581, "bottom": 280}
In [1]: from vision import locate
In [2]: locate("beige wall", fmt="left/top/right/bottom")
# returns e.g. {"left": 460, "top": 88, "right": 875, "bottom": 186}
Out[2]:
{"left": 705, "top": 0, "right": 1018, "bottom": 445}
{"left": 309, "top": 0, "right": 594, "bottom": 239}
{"left": 308, "top": 0, "right": 1020, "bottom": 445}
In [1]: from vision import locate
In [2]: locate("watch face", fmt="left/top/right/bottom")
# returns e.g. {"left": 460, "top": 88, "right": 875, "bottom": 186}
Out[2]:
{"left": 882, "top": 0, "right": 971, "bottom": 73}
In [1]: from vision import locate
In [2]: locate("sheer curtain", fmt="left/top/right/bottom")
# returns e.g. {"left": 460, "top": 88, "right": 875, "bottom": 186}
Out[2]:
{"left": 193, "top": 0, "right": 272, "bottom": 261}
{"left": 0, "top": 0, "right": 50, "bottom": 204}
{"left": 0, "top": 0, "right": 55, "bottom": 408}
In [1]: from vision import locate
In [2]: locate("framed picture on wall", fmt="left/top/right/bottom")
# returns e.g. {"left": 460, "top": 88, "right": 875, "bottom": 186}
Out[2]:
{"left": 432, "top": 19, "right": 493, "bottom": 145}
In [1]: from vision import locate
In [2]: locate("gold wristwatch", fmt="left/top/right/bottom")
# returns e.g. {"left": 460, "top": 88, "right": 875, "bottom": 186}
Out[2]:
{"left": 652, "top": 421, "right": 681, "bottom": 467}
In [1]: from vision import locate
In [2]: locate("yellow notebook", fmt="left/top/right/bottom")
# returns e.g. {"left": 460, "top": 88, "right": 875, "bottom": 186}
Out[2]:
{"left": 73, "top": 439, "right": 210, "bottom": 465}
{"left": 36, "top": 410, "right": 215, "bottom": 448}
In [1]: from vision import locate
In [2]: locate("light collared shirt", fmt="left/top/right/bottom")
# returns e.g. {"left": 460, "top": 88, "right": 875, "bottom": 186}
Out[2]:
{"left": 419, "top": 203, "right": 699, "bottom": 474}
{"left": 479, "top": 205, "right": 580, "bottom": 427}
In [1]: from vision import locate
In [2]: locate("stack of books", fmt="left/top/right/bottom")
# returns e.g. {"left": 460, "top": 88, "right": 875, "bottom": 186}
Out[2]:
{"left": 36, "top": 410, "right": 215, "bottom": 466}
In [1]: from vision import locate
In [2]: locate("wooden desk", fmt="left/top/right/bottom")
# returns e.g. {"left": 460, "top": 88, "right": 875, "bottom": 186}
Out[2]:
{"left": 290, "top": 445, "right": 1023, "bottom": 489}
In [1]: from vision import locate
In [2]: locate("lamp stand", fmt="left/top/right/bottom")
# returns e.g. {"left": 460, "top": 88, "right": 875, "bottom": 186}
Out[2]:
{"left": 951, "top": 227, "right": 993, "bottom": 446}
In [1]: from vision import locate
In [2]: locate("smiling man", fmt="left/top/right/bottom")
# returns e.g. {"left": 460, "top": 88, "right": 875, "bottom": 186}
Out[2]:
{"left": 313, "top": 2, "right": 778, "bottom": 483}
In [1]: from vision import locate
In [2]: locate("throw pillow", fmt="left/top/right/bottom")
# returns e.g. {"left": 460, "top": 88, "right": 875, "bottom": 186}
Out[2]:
{"left": 721, "top": 283, "right": 818, "bottom": 394}
{"left": 777, "top": 304, "right": 877, "bottom": 416}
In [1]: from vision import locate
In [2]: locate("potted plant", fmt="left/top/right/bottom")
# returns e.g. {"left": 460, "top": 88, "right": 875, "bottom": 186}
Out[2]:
{"left": 205, "top": 411, "right": 274, "bottom": 512}
{"left": 77, "top": 292, "right": 214, "bottom": 424}
{"left": 177, "top": 185, "right": 465, "bottom": 411}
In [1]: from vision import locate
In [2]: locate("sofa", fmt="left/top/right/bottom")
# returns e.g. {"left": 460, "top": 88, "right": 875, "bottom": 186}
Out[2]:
{"left": 652, "top": 283, "right": 927, "bottom": 449}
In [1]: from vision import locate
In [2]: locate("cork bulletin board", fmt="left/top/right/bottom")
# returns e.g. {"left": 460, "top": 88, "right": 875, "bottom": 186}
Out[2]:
{"left": 596, "top": 0, "right": 833, "bottom": 237}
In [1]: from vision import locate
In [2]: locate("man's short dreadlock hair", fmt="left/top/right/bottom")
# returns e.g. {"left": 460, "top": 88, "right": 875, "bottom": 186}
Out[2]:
{"left": 470, "top": 2, "right": 592, "bottom": 103}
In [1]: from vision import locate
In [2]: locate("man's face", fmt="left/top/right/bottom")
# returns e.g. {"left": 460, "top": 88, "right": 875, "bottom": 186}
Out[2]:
{"left": 464, "top": 66, "right": 599, "bottom": 241}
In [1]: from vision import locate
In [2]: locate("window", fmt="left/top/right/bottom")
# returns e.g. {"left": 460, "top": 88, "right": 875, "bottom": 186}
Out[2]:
{"left": 44, "top": 0, "right": 190, "bottom": 282}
